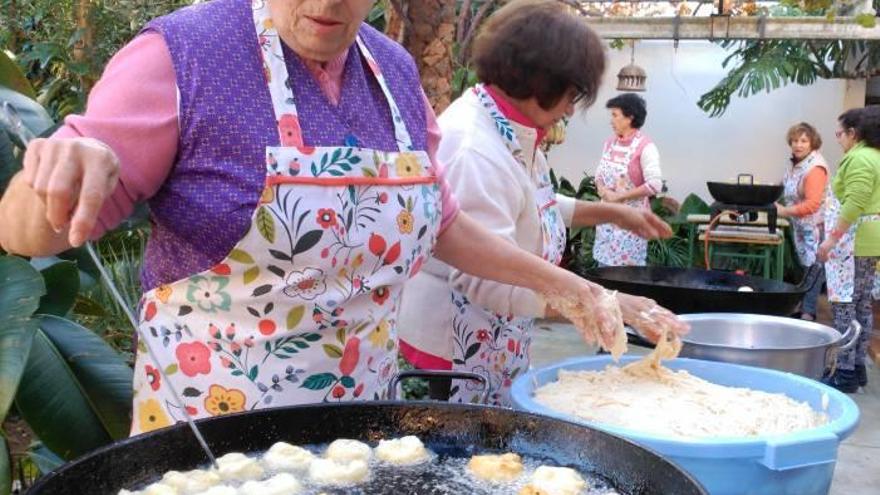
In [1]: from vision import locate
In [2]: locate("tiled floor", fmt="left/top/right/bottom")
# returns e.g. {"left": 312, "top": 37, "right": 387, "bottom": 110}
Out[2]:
{"left": 529, "top": 319, "right": 879, "bottom": 495}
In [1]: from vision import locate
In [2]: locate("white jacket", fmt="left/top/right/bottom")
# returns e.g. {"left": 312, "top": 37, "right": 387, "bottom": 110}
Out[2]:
{"left": 398, "top": 90, "right": 575, "bottom": 363}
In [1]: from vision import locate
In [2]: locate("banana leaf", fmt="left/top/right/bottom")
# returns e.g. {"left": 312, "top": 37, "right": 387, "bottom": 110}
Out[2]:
{"left": 0, "top": 51, "right": 35, "bottom": 99}
{"left": 15, "top": 315, "right": 133, "bottom": 460}
{"left": 0, "top": 256, "right": 45, "bottom": 422}
{"left": 0, "top": 436, "right": 10, "bottom": 495}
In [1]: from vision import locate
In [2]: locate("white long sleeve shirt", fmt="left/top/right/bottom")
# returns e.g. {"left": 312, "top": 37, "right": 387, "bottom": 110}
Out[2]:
{"left": 398, "top": 90, "right": 575, "bottom": 363}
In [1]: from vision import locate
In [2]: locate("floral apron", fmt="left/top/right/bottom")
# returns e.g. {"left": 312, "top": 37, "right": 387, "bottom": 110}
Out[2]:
{"left": 823, "top": 191, "right": 855, "bottom": 303}
{"left": 783, "top": 152, "right": 826, "bottom": 267}
{"left": 448, "top": 85, "right": 566, "bottom": 406}
{"left": 593, "top": 133, "right": 649, "bottom": 266}
{"left": 130, "top": 1, "right": 440, "bottom": 434}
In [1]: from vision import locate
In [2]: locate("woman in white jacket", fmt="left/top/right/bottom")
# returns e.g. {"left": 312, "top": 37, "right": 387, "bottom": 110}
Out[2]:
{"left": 398, "top": 0, "right": 685, "bottom": 405}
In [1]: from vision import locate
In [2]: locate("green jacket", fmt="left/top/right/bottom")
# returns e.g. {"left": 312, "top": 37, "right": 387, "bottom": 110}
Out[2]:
{"left": 833, "top": 141, "right": 880, "bottom": 256}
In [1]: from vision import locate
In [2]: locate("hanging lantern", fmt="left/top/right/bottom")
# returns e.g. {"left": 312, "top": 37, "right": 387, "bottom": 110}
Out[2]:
{"left": 616, "top": 41, "right": 647, "bottom": 92}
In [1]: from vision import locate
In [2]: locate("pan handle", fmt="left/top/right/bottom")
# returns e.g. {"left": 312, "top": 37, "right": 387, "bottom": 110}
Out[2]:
{"left": 387, "top": 370, "right": 489, "bottom": 403}
{"left": 737, "top": 173, "right": 755, "bottom": 186}
{"left": 836, "top": 320, "right": 862, "bottom": 353}
{"left": 796, "top": 263, "right": 824, "bottom": 292}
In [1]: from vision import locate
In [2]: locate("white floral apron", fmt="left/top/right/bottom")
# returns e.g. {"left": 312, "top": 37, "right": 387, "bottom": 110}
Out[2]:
{"left": 593, "top": 133, "right": 649, "bottom": 266}
{"left": 783, "top": 152, "right": 827, "bottom": 267}
{"left": 130, "top": 1, "right": 441, "bottom": 434}
{"left": 448, "top": 85, "right": 566, "bottom": 406}
{"left": 823, "top": 190, "right": 855, "bottom": 303}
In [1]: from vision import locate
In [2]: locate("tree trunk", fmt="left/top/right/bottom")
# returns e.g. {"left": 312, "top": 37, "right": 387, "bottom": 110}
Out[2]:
{"left": 73, "top": 0, "right": 97, "bottom": 93}
{"left": 397, "top": 0, "right": 456, "bottom": 112}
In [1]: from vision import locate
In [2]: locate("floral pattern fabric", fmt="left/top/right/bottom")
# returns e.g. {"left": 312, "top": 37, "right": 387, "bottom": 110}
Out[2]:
{"left": 446, "top": 85, "right": 566, "bottom": 406}
{"left": 592, "top": 133, "right": 650, "bottom": 266}
{"left": 130, "top": 0, "right": 440, "bottom": 434}
{"left": 783, "top": 152, "right": 827, "bottom": 267}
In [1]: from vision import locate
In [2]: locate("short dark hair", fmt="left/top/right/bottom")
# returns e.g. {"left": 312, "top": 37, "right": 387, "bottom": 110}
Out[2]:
{"left": 606, "top": 93, "right": 647, "bottom": 129}
{"left": 473, "top": 0, "right": 606, "bottom": 111}
{"left": 786, "top": 122, "right": 822, "bottom": 150}
{"left": 839, "top": 106, "right": 880, "bottom": 149}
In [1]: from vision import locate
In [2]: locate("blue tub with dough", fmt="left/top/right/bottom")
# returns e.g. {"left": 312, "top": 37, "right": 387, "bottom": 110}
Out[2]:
{"left": 510, "top": 356, "right": 860, "bottom": 495}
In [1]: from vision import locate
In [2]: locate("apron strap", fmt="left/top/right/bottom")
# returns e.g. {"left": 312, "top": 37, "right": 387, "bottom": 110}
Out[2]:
{"left": 252, "top": 1, "right": 414, "bottom": 151}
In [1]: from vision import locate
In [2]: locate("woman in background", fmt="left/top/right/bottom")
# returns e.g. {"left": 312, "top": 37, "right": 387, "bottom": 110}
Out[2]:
{"left": 592, "top": 93, "right": 664, "bottom": 267}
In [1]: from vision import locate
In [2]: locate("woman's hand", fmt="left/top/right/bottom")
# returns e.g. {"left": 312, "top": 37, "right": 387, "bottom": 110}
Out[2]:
{"left": 817, "top": 237, "right": 837, "bottom": 263}
{"left": 542, "top": 271, "right": 622, "bottom": 351}
{"left": 602, "top": 189, "right": 622, "bottom": 203}
{"left": 613, "top": 205, "right": 673, "bottom": 239}
{"left": 617, "top": 293, "right": 689, "bottom": 343}
{"left": 775, "top": 202, "right": 791, "bottom": 217}
{"left": 21, "top": 137, "right": 120, "bottom": 247}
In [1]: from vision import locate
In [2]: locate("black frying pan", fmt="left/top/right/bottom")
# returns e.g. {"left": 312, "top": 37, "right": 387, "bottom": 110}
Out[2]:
{"left": 580, "top": 264, "right": 822, "bottom": 316}
{"left": 28, "top": 402, "right": 706, "bottom": 494}
{"left": 707, "top": 174, "right": 783, "bottom": 206}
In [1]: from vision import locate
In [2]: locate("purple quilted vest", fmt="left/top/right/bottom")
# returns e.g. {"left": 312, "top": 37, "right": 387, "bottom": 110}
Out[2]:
{"left": 141, "top": 0, "right": 427, "bottom": 291}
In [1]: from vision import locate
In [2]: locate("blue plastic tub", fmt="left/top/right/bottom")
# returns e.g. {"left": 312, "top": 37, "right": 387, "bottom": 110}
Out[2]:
{"left": 510, "top": 356, "right": 860, "bottom": 495}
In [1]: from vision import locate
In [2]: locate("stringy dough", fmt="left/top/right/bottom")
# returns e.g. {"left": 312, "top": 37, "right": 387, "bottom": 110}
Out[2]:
{"left": 544, "top": 289, "right": 627, "bottom": 359}
{"left": 534, "top": 327, "right": 828, "bottom": 438}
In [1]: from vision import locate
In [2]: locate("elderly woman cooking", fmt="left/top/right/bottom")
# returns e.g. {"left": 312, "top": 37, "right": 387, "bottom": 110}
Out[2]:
{"left": 818, "top": 106, "right": 880, "bottom": 392}
{"left": 0, "top": 0, "right": 682, "bottom": 434}
{"left": 398, "top": 0, "right": 686, "bottom": 406}
{"left": 777, "top": 122, "right": 829, "bottom": 321}
{"left": 593, "top": 93, "right": 664, "bottom": 267}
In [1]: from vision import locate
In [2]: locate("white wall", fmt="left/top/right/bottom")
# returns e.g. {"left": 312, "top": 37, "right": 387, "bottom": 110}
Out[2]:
{"left": 548, "top": 40, "right": 866, "bottom": 203}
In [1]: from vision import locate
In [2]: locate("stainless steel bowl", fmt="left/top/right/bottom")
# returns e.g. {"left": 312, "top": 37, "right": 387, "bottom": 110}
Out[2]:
{"left": 674, "top": 313, "right": 861, "bottom": 379}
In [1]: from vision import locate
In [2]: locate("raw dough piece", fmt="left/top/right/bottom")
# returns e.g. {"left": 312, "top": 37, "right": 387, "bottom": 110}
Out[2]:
{"left": 262, "top": 442, "right": 315, "bottom": 472}
{"left": 325, "top": 439, "right": 372, "bottom": 463}
{"left": 467, "top": 453, "right": 523, "bottom": 482}
{"left": 215, "top": 452, "right": 265, "bottom": 481}
{"left": 308, "top": 458, "right": 370, "bottom": 485}
{"left": 161, "top": 469, "right": 222, "bottom": 493}
{"left": 374, "top": 436, "right": 430, "bottom": 465}
{"left": 239, "top": 472, "right": 303, "bottom": 495}
{"left": 519, "top": 466, "right": 587, "bottom": 495}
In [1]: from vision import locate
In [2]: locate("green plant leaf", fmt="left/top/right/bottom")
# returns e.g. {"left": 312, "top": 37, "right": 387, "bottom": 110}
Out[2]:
{"left": 0, "top": 256, "right": 45, "bottom": 422}
{"left": 855, "top": 13, "right": 877, "bottom": 28}
{"left": 0, "top": 51, "right": 35, "bottom": 99}
{"left": 300, "top": 372, "right": 337, "bottom": 391}
{"left": 0, "top": 436, "right": 10, "bottom": 495}
{"left": 0, "top": 131, "right": 19, "bottom": 194}
{"left": 36, "top": 260, "right": 80, "bottom": 316}
{"left": 15, "top": 315, "right": 134, "bottom": 460}
{"left": 0, "top": 87, "right": 54, "bottom": 148}
{"left": 27, "top": 442, "right": 64, "bottom": 475}
{"left": 322, "top": 344, "right": 343, "bottom": 358}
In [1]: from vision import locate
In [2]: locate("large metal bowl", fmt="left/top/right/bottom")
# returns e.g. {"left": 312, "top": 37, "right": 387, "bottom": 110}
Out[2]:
{"left": 670, "top": 313, "right": 861, "bottom": 379}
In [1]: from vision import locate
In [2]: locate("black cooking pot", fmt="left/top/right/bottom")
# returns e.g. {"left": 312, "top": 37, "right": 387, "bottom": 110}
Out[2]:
{"left": 28, "top": 402, "right": 706, "bottom": 494}
{"left": 707, "top": 174, "right": 783, "bottom": 206}
{"left": 580, "top": 264, "right": 821, "bottom": 316}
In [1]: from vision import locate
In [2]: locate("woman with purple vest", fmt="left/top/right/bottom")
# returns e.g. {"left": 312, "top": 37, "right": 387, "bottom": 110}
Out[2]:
{"left": 593, "top": 93, "right": 664, "bottom": 267}
{"left": 0, "top": 0, "right": 666, "bottom": 435}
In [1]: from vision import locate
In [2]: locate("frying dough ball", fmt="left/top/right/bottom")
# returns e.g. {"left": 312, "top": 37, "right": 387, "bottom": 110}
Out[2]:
{"left": 737, "top": 286, "right": 754, "bottom": 292}
{"left": 262, "top": 442, "right": 316, "bottom": 472}
{"left": 325, "top": 439, "right": 372, "bottom": 463}
{"left": 140, "top": 483, "right": 178, "bottom": 495}
{"left": 194, "top": 487, "right": 236, "bottom": 495}
{"left": 239, "top": 473, "right": 303, "bottom": 495}
{"left": 161, "top": 469, "right": 221, "bottom": 493}
{"left": 467, "top": 453, "right": 523, "bottom": 483}
{"left": 374, "top": 436, "right": 430, "bottom": 465}
{"left": 520, "top": 466, "right": 587, "bottom": 495}
{"left": 308, "top": 458, "right": 370, "bottom": 485}
{"left": 215, "top": 452, "right": 265, "bottom": 481}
